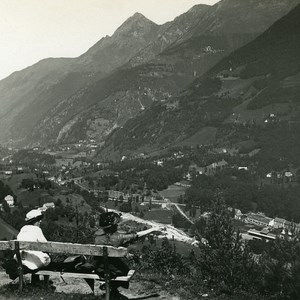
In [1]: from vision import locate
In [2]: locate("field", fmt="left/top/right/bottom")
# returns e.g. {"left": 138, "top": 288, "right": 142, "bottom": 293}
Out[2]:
{"left": 52, "top": 194, "right": 92, "bottom": 214}
{"left": 16, "top": 189, "right": 53, "bottom": 207}
{"left": 143, "top": 209, "right": 173, "bottom": 224}
{"left": 159, "top": 185, "right": 186, "bottom": 202}
{"left": 0, "top": 173, "right": 37, "bottom": 195}
{"left": 101, "top": 200, "right": 173, "bottom": 224}
{"left": 177, "top": 126, "right": 217, "bottom": 147}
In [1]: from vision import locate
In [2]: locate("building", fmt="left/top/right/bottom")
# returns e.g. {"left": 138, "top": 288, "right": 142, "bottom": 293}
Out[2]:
{"left": 40, "top": 202, "right": 55, "bottom": 211}
{"left": 248, "top": 229, "right": 276, "bottom": 241}
{"left": 228, "top": 207, "right": 243, "bottom": 220}
{"left": 246, "top": 213, "right": 272, "bottom": 227}
{"left": 206, "top": 159, "right": 228, "bottom": 175}
{"left": 270, "top": 217, "right": 292, "bottom": 229}
{"left": 238, "top": 167, "right": 248, "bottom": 171}
{"left": 188, "top": 164, "right": 205, "bottom": 175}
{"left": 4, "top": 195, "right": 14, "bottom": 207}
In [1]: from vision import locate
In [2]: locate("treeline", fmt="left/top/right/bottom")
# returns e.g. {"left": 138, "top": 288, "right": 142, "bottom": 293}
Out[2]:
{"left": 12, "top": 150, "right": 55, "bottom": 166}
{"left": 184, "top": 170, "right": 300, "bottom": 222}
{"left": 21, "top": 178, "right": 52, "bottom": 191}
{"left": 90, "top": 160, "right": 186, "bottom": 192}
{"left": 41, "top": 199, "right": 100, "bottom": 244}
{"left": 0, "top": 181, "right": 24, "bottom": 230}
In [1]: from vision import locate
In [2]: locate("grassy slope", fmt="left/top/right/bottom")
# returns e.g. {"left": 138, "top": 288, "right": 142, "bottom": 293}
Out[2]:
{"left": 0, "top": 217, "right": 18, "bottom": 240}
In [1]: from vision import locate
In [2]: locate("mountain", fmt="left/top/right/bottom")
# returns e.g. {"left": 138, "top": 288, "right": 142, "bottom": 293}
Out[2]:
{"left": 127, "top": 4, "right": 211, "bottom": 66}
{"left": 0, "top": 13, "right": 160, "bottom": 145}
{"left": 78, "top": 13, "right": 160, "bottom": 73}
{"left": 155, "top": 0, "right": 300, "bottom": 75}
{"left": 101, "top": 3, "right": 300, "bottom": 160}
{"left": 31, "top": 0, "right": 300, "bottom": 148}
{"left": 0, "top": 0, "right": 299, "bottom": 148}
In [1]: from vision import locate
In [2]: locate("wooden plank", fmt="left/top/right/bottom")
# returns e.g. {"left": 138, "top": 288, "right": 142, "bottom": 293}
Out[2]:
{"left": 0, "top": 241, "right": 12, "bottom": 250}
{"left": 36, "top": 271, "right": 100, "bottom": 279}
{"left": 36, "top": 270, "right": 135, "bottom": 282}
{"left": 11, "top": 241, "right": 127, "bottom": 257}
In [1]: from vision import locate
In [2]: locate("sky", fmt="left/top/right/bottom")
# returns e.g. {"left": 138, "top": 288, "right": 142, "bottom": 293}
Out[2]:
{"left": 0, "top": 0, "right": 220, "bottom": 80}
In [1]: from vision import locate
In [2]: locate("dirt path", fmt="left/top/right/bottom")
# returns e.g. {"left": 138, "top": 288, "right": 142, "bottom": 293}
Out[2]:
{"left": 0, "top": 272, "right": 181, "bottom": 299}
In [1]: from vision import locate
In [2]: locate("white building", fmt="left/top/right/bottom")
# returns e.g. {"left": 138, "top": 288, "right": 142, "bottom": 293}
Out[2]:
{"left": 4, "top": 195, "right": 14, "bottom": 207}
{"left": 40, "top": 202, "right": 55, "bottom": 211}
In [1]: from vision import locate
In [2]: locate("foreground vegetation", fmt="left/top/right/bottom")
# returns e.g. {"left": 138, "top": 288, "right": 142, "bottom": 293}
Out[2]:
{"left": 122, "top": 195, "right": 300, "bottom": 299}
{"left": 2, "top": 195, "right": 300, "bottom": 299}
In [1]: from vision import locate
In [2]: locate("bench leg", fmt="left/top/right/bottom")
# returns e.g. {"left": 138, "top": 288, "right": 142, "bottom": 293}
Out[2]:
{"left": 44, "top": 275, "right": 50, "bottom": 286}
{"left": 14, "top": 241, "right": 23, "bottom": 292}
{"left": 17, "top": 266, "right": 23, "bottom": 292}
{"left": 105, "top": 282, "right": 110, "bottom": 300}
{"left": 103, "top": 247, "right": 110, "bottom": 300}
{"left": 31, "top": 274, "right": 40, "bottom": 285}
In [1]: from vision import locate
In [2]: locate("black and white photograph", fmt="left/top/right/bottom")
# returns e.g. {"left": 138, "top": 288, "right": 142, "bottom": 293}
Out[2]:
{"left": 0, "top": 0, "right": 300, "bottom": 299}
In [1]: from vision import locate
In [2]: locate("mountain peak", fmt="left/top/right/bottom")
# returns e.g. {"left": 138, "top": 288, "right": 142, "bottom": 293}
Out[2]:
{"left": 113, "top": 12, "right": 159, "bottom": 38}
{"left": 130, "top": 12, "right": 149, "bottom": 20}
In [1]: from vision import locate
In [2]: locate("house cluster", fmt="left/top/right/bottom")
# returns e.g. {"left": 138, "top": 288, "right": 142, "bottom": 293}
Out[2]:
{"left": 42, "top": 140, "right": 98, "bottom": 158}
{"left": 210, "top": 146, "right": 261, "bottom": 158}
{"left": 186, "top": 159, "right": 229, "bottom": 179}
{"left": 0, "top": 165, "right": 27, "bottom": 176}
{"left": 244, "top": 212, "right": 300, "bottom": 240}
{"left": 108, "top": 190, "right": 142, "bottom": 202}
{"left": 265, "top": 171, "right": 295, "bottom": 182}
{"left": 264, "top": 113, "right": 277, "bottom": 124}
{"left": 55, "top": 158, "right": 91, "bottom": 168}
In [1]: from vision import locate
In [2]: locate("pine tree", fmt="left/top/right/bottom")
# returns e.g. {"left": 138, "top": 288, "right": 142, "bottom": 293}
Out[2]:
{"left": 197, "top": 195, "right": 260, "bottom": 294}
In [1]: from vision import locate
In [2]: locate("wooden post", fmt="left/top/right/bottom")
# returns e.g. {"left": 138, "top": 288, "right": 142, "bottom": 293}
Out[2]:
{"left": 14, "top": 241, "right": 23, "bottom": 292}
{"left": 103, "top": 246, "right": 110, "bottom": 300}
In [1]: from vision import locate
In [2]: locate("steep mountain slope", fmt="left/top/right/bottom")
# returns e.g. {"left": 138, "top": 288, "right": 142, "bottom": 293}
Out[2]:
{"left": 0, "top": 13, "right": 160, "bottom": 145}
{"left": 102, "top": 4, "right": 300, "bottom": 159}
{"left": 156, "top": 0, "right": 300, "bottom": 75}
{"left": 77, "top": 13, "right": 160, "bottom": 73}
{"left": 0, "top": 5, "right": 213, "bottom": 147}
{"left": 1, "top": 0, "right": 299, "bottom": 148}
{"left": 29, "top": 0, "right": 300, "bottom": 148}
{"left": 127, "top": 4, "right": 210, "bottom": 66}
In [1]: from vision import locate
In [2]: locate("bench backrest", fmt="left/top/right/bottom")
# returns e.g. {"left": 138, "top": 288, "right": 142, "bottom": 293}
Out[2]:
{"left": 0, "top": 240, "right": 127, "bottom": 257}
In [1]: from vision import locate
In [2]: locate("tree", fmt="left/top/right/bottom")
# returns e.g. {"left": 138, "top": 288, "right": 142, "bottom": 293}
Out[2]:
{"left": 55, "top": 198, "right": 62, "bottom": 207}
{"left": 119, "top": 195, "right": 124, "bottom": 203}
{"left": 197, "top": 195, "right": 260, "bottom": 294}
{"left": 89, "top": 217, "right": 96, "bottom": 228}
{"left": 260, "top": 238, "right": 300, "bottom": 299}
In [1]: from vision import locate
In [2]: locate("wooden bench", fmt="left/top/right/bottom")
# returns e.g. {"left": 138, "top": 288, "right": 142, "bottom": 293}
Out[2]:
{"left": 0, "top": 240, "right": 135, "bottom": 300}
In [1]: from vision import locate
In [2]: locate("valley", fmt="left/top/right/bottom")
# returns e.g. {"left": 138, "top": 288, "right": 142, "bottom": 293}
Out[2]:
{"left": 1, "top": 1, "right": 300, "bottom": 298}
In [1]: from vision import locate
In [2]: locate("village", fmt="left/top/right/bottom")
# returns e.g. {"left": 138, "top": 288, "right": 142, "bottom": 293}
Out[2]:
{"left": 0, "top": 140, "right": 299, "bottom": 245}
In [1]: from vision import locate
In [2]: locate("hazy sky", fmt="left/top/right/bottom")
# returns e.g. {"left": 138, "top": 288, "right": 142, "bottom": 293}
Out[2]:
{"left": 0, "top": 0, "right": 220, "bottom": 80}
